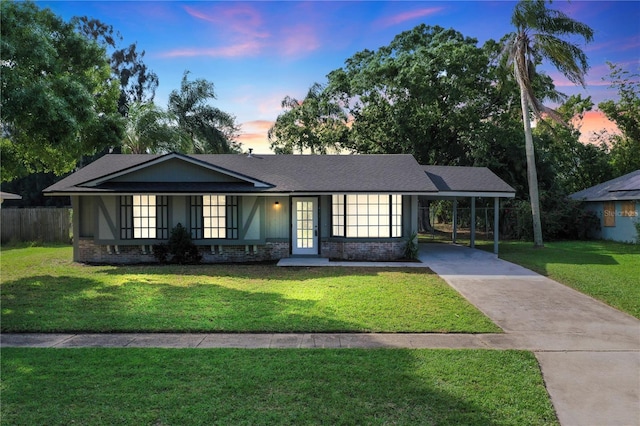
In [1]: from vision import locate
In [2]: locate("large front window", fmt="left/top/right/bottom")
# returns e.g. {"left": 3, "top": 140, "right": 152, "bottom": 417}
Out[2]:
{"left": 332, "top": 194, "right": 402, "bottom": 238}
{"left": 120, "top": 195, "right": 168, "bottom": 240}
{"left": 190, "top": 195, "right": 239, "bottom": 239}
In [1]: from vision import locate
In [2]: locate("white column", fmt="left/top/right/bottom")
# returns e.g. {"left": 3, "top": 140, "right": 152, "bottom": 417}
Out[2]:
{"left": 452, "top": 198, "right": 458, "bottom": 243}
{"left": 470, "top": 197, "right": 476, "bottom": 248}
{"left": 494, "top": 197, "right": 499, "bottom": 255}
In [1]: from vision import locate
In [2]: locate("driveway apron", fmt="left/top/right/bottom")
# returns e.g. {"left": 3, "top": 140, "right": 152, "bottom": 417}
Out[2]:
{"left": 421, "top": 243, "right": 640, "bottom": 426}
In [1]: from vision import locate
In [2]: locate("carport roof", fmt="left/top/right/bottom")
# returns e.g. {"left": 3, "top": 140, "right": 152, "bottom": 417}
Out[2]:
{"left": 422, "top": 165, "right": 516, "bottom": 198}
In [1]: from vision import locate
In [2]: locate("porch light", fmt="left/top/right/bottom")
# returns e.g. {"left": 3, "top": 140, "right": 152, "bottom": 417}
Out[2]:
{"left": 275, "top": 201, "right": 279, "bottom": 205}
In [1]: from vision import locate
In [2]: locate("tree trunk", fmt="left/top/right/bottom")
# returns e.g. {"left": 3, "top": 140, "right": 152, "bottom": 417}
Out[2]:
{"left": 520, "top": 86, "right": 544, "bottom": 248}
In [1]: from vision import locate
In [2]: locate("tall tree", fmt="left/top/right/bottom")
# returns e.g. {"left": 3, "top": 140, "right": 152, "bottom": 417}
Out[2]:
{"left": 597, "top": 62, "right": 640, "bottom": 176}
{"left": 168, "top": 71, "right": 240, "bottom": 154}
{"left": 121, "top": 102, "right": 189, "bottom": 154}
{"left": 74, "top": 17, "right": 159, "bottom": 116}
{"left": 268, "top": 83, "right": 348, "bottom": 154}
{"left": 323, "top": 25, "right": 496, "bottom": 165}
{"left": 1, "top": 0, "right": 123, "bottom": 181}
{"left": 503, "top": 0, "right": 593, "bottom": 248}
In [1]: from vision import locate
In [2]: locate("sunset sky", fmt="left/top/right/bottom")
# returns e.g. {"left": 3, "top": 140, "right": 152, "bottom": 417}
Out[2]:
{"left": 40, "top": 1, "right": 639, "bottom": 152}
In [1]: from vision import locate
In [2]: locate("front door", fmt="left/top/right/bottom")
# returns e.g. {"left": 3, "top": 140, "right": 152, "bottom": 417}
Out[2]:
{"left": 292, "top": 197, "right": 318, "bottom": 255}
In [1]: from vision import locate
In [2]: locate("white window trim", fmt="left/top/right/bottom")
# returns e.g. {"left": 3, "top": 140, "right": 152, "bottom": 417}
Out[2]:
{"left": 331, "top": 194, "right": 402, "bottom": 238}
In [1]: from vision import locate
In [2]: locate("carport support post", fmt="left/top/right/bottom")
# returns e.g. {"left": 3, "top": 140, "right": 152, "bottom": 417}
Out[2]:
{"left": 470, "top": 197, "right": 476, "bottom": 248}
{"left": 493, "top": 197, "right": 499, "bottom": 255}
{"left": 452, "top": 198, "right": 458, "bottom": 243}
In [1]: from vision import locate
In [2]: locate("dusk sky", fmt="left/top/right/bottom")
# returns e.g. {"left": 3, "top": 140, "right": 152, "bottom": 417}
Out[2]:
{"left": 40, "top": 1, "right": 640, "bottom": 153}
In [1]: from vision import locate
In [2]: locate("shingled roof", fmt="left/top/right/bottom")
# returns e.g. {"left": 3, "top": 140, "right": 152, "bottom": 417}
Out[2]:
{"left": 422, "top": 165, "right": 515, "bottom": 195}
{"left": 570, "top": 170, "right": 640, "bottom": 202}
{"left": 44, "top": 153, "right": 517, "bottom": 197}
{"left": 44, "top": 153, "right": 438, "bottom": 195}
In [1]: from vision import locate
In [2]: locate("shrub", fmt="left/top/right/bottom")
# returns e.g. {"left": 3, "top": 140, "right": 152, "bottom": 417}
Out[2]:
{"left": 152, "top": 243, "right": 169, "bottom": 264}
{"left": 502, "top": 197, "right": 599, "bottom": 241}
{"left": 152, "top": 224, "right": 202, "bottom": 264}
{"left": 168, "top": 223, "right": 202, "bottom": 264}
{"left": 403, "top": 231, "right": 419, "bottom": 260}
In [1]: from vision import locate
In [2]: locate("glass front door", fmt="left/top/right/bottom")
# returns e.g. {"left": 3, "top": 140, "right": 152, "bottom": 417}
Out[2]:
{"left": 292, "top": 197, "right": 318, "bottom": 255}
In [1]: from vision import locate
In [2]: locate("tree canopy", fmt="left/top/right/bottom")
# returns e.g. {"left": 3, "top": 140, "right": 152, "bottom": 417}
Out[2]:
{"left": 1, "top": 0, "right": 124, "bottom": 181}
{"left": 268, "top": 83, "right": 347, "bottom": 154}
{"left": 598, "top": 63, "right": 640, "bottom": 176}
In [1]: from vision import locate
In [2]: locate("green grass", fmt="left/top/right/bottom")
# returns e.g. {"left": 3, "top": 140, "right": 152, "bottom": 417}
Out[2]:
{"left": 479, "top": 240, "right": 640, "bottom": 318}
{"left": 0, "top": 245, "right": 499, "bottom": 333}
{"left": 1, "top": 348, "right": 558, "bottom": 425}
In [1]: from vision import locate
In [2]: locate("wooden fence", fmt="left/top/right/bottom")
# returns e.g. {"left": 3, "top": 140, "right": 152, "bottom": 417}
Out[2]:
{"left": 1, "top": 208, "right": 72, "bottom": 244}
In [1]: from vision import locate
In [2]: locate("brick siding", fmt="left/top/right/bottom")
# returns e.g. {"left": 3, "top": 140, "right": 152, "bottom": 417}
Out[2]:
{"left": 77, "top": 238, "right": 404, "bottom": 264}
{"left": 77, "top": 239, "right": 290, "bottom": 264}
{"left": 321, "top": 240, "right": 405, "bottom": 261}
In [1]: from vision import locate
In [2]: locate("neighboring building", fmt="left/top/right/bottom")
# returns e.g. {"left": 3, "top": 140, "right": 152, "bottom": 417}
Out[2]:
{"left": 0, "top": 191, "right": 22, "bottom": 204}
{"left": 570, "top": 170, "right": 640, "bottom": 243}
{"left": 44, "top": 153, "right": 515, "bottom": 263}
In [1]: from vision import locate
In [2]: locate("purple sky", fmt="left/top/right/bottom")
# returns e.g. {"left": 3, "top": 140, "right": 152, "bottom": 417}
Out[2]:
{"left": 39, "top": 1, "right": 640, "bottom": 152}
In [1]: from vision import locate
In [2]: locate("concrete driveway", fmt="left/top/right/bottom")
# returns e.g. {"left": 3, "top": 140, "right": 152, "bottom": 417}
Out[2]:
{"left": 421, "top": 244, "right": 640, "bottom": 426}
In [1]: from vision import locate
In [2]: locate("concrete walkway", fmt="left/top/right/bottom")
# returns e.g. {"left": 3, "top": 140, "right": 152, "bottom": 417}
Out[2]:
{"left": 3, "top": 244, "right": 639, "bottom": 425}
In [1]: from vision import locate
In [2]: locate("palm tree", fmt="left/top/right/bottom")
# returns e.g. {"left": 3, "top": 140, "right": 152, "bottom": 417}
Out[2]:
{"left": 121, "top": 102, "right": 188, "bottom": 154}
{"left": 504, "top": 0, "right": 593, "bottom": 247}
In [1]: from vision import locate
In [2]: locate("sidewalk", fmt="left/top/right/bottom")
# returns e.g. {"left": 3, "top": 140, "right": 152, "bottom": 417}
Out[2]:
{"left": 2, "top": 244, "right": 639, "bottom": 425}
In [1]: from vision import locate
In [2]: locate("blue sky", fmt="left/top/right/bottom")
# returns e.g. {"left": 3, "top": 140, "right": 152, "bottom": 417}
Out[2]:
{"left": 40, "top": 1, "right": 640, "bottom": 152}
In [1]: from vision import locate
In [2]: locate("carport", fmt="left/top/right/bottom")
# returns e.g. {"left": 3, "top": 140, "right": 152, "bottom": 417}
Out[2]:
{"left": 420, "top": 166, "right": 516, "bottom": 254}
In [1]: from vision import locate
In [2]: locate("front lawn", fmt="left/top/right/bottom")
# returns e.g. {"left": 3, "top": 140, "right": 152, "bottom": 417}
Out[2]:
{"left": 1, "top": 348, "right": 558, "bottom": 425}
{"left": 480, "top": 240, "right": 640, "bottom": 318}
{"left": 0, "top": 245, "right": 499, "bottom": 333}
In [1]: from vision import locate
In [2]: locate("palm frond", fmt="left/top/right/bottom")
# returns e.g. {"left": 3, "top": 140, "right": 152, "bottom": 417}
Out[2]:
{"left": 534, "top": 34, "right": 590, "bottom": 86}
{"left": 532, "top": 8, "right": 594, "bottom": 42}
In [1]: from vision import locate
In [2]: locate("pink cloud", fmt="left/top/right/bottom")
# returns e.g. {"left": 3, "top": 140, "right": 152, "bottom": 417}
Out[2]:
{"left": 375, "top": 7, "right": 444, "bottom": 28}
{"left": 586, "top": 36, "right": 640, "bottom": 53}
{"left": 159, "top": 41, "right": 263, "bottom": 58}
{"left": 183, "top": 4, "right": 269, "bottom": 39}
{"left": 280, "top": 24, "right": 321, "bottom": 57}
{"left": 238, "top": 120, "right": 275, "bottom": 153}
{"left": 160, "top": 4, "right": 322, "bottom": 59}
{"left": 573, "top": 110, "right": 621, "bottom": 145}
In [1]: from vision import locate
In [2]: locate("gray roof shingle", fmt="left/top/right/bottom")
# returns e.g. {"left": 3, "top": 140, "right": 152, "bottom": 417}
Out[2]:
{"left": 44, "top": 153, "right": 438, "bottom": 194}
{"left": 422, "top": 165, "right": 515, "bottom": 194}
{"left": 44, "top": 153, "right": 517, "bottom": 197}
{"left": 570, "top": 170, "right": 640, "bottom": 201}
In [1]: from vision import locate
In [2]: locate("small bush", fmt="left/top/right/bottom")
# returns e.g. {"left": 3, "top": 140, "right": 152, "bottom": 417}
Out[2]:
{"left": 153, "top": 224, "right": 202, "bottom": 264}
{"left": 152, "top": 243, "right": 169, "bottom": 264}
{"left": 168, "top": 223, "right": 202, "bottom": 264}
{"left": 404, "top": 232, "right": 419, "bottom": 260}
